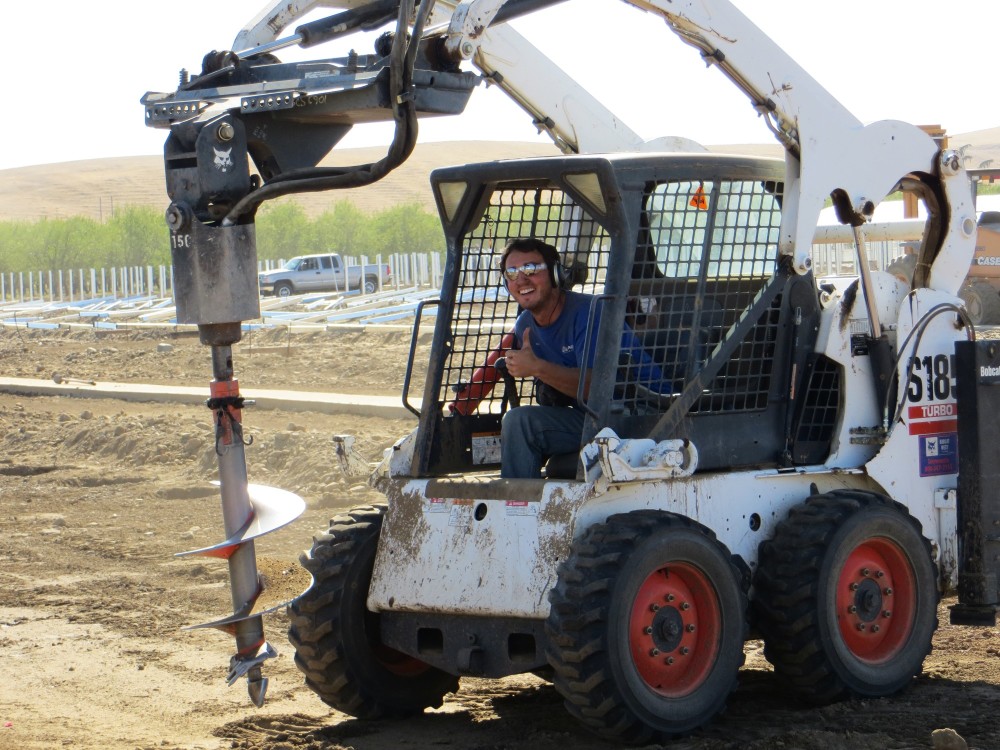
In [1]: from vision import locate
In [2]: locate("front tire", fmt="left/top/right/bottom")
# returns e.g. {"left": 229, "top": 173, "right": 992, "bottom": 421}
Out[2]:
{"left": 274, "top": 281, "right": 294, "bottom": 298}
{"left": 754, "top": 490, "right": 939, "bottom": 704}
{"left": 545, "top": 511, "right": 748, "bottom": 743}
{"left": 288, "top": 504, "right": 459, "bottom": 718}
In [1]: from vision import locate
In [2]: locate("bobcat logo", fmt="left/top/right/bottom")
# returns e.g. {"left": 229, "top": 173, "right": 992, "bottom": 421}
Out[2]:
{"left": 213, "top": 147, "right": 233, "bottom": 172}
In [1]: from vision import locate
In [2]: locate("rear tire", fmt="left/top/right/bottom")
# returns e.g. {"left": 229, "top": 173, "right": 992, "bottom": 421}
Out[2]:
{"left": 754, "top": 490, "right": 938, "bottom": 704}
{"left": 545, "top": 511, "right": 747, "bottom": 743}
{"left": 288, "top": 504, "right": 459, "bottom": 718}
{"left": 959, "top": 280, "right": 1000, "bottom": 325}
{"left": 363, "top": 275, "right": 378, "bottom": 294}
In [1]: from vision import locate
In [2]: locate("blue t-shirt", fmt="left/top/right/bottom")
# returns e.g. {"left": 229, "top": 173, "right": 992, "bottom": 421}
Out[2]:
{"left": 513, "top": 291, "right": 665, "bottom": 392}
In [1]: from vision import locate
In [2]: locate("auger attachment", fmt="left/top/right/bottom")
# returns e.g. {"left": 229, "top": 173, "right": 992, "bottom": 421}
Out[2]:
{"left": 177, "top": 342, "right": 307, "bottom": 706}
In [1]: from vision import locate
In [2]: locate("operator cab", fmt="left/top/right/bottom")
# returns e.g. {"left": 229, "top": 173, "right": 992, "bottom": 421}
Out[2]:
{"left": 404, "top": 153, "right": 833, "bottom": 480}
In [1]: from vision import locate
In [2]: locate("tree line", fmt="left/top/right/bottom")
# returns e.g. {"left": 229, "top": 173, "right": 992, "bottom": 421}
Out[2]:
{"left": 0, "top": 200, "right": 445, "bottom": 273}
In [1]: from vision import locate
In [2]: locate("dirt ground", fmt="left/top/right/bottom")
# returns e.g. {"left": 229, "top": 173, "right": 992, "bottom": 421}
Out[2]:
{"left": 1, "top": 325, "right": 999, "bottom": 750}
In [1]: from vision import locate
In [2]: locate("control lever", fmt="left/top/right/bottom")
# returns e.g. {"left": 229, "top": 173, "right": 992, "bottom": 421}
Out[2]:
{"left": 494, "top": 357, "right": 520, "bottom": 409}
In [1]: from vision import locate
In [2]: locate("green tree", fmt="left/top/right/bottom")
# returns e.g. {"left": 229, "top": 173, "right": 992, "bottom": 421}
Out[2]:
{"left": 256, "top": 201, "right": 311, "bottom": 261}
{"left": 370, "top": 203, "right": 444, "bottom": 257}
{"left": 23, "top": 217, "right": 105, "bottom": 270}
{"left": 312, "top": 201, "right": 372, "bottom": 256}
{"left": 108, "top": 206, "right": 170, "bottom": 268}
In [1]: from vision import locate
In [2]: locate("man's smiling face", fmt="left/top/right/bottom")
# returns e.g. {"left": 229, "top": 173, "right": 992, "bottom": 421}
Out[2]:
{"left": 505, "top": 249, "right": 555, "bottom": 313}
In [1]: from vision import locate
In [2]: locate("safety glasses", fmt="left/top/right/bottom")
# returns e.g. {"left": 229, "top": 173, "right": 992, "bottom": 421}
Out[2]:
{"left": 502, "top": 262, "right": 548, "bottom": 281}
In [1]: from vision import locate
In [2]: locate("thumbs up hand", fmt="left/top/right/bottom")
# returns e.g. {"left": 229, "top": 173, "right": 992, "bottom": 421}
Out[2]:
{"left": 505, "top": 328, "right": 540, "bottom": 378}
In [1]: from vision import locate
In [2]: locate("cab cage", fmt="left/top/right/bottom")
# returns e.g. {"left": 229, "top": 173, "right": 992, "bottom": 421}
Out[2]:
{"left": 408, "top": 154, "right": 841, "bottom": 479}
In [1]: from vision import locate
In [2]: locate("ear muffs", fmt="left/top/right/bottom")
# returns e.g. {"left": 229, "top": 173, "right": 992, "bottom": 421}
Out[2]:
{"left": 550, "top": 262, "right": 564, "bottom": 289}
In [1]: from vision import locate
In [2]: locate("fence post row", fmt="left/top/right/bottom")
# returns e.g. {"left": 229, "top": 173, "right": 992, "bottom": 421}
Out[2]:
{"left": 0, "top": 242, "right": 904, "bottom": 305}
{"left": 0, "top": 252, "right": 452, "bottom": 304}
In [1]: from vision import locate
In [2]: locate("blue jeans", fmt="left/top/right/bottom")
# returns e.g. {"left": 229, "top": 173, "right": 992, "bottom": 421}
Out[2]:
{"left": 500, "top": 405, "right": 586, "bottom": 478}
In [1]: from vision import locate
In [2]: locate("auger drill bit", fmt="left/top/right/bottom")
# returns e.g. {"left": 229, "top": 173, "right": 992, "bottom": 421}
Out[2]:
{"left": 176, "top": 344, "right": 306, "bottom": 706}
{"left": 154, "top": 110, "right": 309, "bottom": 705}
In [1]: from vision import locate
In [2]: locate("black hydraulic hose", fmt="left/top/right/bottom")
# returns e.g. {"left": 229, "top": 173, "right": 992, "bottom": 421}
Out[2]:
{"left": 223, "top": 0, "right": 434, "bottom": 224}
{"left": 885, "top": 301, "right": 974, "bottom": 432}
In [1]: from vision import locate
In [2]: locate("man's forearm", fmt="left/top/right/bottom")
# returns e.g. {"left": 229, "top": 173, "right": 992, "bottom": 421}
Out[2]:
{"left": 535, "top": 360, "right": 591, "bottom": 399}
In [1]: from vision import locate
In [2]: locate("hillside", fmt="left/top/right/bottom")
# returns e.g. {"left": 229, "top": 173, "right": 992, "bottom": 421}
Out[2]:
{"left": 1, "top": 127, "right": 998, "bottom": 222}
{"left": 0, "top": 141, "right": 559, "bottom": 222}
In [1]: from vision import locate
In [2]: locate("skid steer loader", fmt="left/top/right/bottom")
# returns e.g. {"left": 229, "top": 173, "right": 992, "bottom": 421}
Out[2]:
{"left": 142, "top": 0, "right": 999, "bottom": 742}
{"left": 287, "top": 145, "right": 997, "bottom": 742}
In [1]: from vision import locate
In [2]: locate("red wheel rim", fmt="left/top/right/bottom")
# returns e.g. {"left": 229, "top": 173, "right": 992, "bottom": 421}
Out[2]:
{"left": 373, "top": 644, "right": 432, "bottom": 677}
{"left": 835, "top": 537, "right": 916, "bottom": 662}
{"left": 366, "top": 611, "right": 431, "bottom": 677}
{"left": 629, "top": 562, "right": 721, "bottom": 697}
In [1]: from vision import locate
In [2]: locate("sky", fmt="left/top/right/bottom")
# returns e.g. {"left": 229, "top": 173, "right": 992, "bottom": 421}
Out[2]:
{"left": 3, "top": 0, "right": 997, "bottom": 172}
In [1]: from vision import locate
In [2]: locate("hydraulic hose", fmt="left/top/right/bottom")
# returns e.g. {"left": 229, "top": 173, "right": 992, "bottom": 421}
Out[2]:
{"left": 223, "top": 0, "right": 435, "bottom": 224}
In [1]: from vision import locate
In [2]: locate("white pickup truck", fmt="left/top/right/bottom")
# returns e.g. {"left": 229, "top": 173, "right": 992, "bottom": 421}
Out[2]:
{"left": 257, "top": 253, "right": 393, "bottom": 297}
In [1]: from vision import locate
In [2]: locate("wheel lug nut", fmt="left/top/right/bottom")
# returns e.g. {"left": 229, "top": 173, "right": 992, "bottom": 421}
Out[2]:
{"left": 850, "top": 582, "right": 859, "bottom": 591}
{"left": 644, "top": 626, "right": 653, "bottom": 635}
{"left": 665, "top": 594, "right": 675, "bottom": 602}
{"left": 883, "top": 610, "right": 892, "bottom": 618}
{"left": 680, "top": 602, "right": 690, "bottom": 611}
{"left": 650, "top": 603, "right": 660, "bottom": 612}
{"left": 861, "top": 568, "right": 871, "bottom": 577}
{"left": 847, "top": 605, "right": 857, "bottom": 614}
{"left": 649, "top": 648, "right": 660, "bottom": 657}
{"left": 876, "top": 570, "right": 885, "bottom": 578}
{"left": 665, "top": 656, "right": 674, "bottom": 665}
{"left": 680, "top": 647, "right": 690, "bottom": 655}
{"left": 884, "top": 587, "right": 893, "bottom": 595}
{"left": 871, "top": 625, "right": 880, "bottom": 633}
{"left": 686, "top": 624, "right": 696, "bottom": 633}
{"left": 857, "top": 623, "right": 866, "bottom": 631}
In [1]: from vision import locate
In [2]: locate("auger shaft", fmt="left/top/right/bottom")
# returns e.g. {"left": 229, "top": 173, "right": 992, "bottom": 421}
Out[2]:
{"left": 209, "top": 344, "right": 270, "bottom": 706}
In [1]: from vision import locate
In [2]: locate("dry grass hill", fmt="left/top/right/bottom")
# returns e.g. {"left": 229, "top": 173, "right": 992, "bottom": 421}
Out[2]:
{"left": 1, "top": 128, "right": 998, "bottom": 223}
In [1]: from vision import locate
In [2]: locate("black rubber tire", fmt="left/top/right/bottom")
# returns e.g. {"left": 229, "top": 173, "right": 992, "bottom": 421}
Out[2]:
{"left": 363, "top": 275, "right": 378, "bottom": 294}
{"left": 274, "top": 281, "right": 294, "bottom": 298}
{"left": 545, "top": 510, "right": 748, "bottom": 743}
{"left": 959, "top": 280, "right": 1000, "bottom": 325}
{"left": 753, "top": 490, "right": 939, "bottom": 704}
{"left": 287, "top": 504, "right": 459, "bottom": 718}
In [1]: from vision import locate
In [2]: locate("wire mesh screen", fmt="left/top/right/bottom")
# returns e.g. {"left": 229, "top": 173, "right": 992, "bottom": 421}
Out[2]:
{"left": 443, "top": 186, "right": 611, "bottom": 414}
{"left": 622, "top": 179, "right": 783, "bottom": 414}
